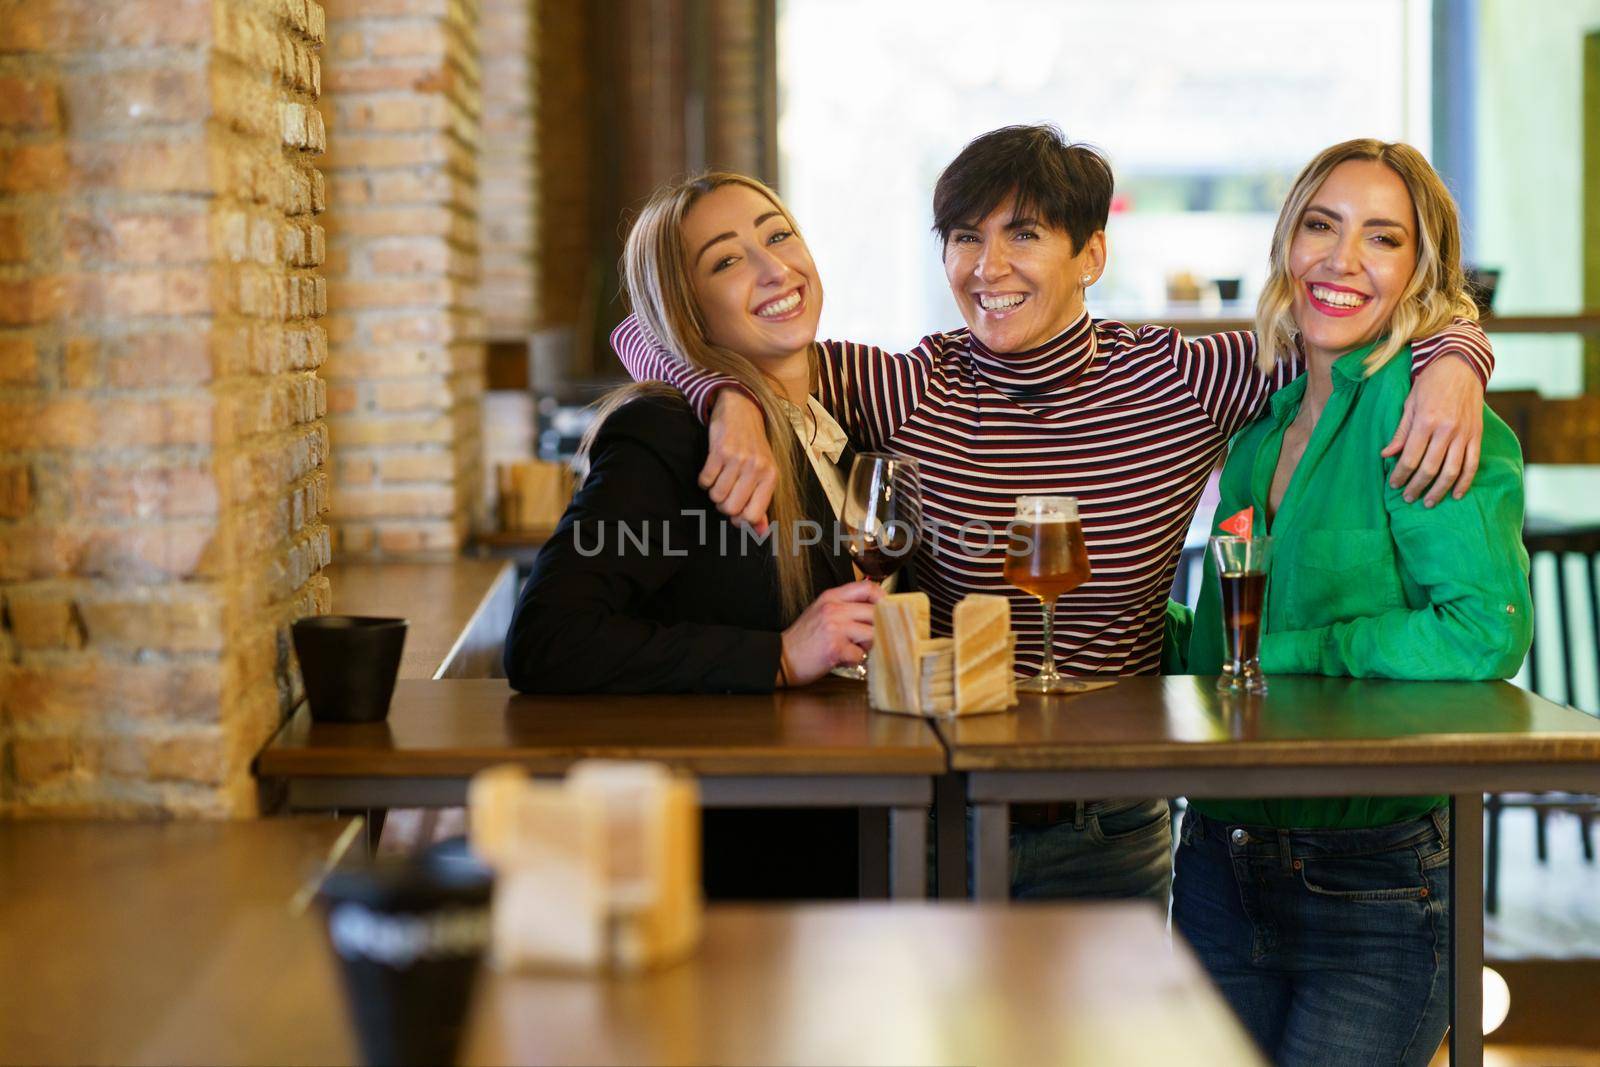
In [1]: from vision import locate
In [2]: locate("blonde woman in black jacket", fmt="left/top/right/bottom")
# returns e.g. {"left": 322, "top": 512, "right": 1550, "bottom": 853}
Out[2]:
{"left": 504, "top": 173, "right": 885, "bottom": 695}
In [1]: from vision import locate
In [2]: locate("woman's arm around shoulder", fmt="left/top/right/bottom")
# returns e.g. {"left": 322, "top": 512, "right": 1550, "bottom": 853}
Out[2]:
{"left": 1261, "top": 410, "right": 1532, "bottom": 680}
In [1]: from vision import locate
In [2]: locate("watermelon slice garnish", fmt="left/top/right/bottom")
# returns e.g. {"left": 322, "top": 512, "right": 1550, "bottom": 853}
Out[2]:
{"left": 1218, "top": 507, "right": 1253, "bottom": 539}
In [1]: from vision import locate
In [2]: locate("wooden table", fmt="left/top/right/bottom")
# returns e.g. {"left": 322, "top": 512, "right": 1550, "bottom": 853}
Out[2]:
{"left": 0, "top": 822, "right": 1262, "bottom": 1066}
{"left": 938, "top": 675, "right": 1600, "bottom": 1066}
{"left": 466, "top": 903, "right": 1263, "bottom": 1066}
{"left": 258, "top": 677, "right": 946, "bottom": 897}
{"left": 326, "top": 559, "right": 517, "bottom": 679}
{"left": 0, "top": 818, "right": 362, "bottom": 1066}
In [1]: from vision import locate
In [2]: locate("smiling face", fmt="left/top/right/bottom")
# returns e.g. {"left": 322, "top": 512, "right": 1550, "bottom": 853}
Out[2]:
{"left": 681, "top": 183, "right": 822, "bottom": 371}
{"left": 1287, "top": 159, "right": 1419, "bottom": 362}
{"left": 942, "top": 195, "right": 1106, "bottom": 354}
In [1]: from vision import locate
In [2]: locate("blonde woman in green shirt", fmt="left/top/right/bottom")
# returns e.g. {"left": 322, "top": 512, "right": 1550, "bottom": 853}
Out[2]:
{"left": 1171, "top": 141, "right": 1532, "bottom": 1067}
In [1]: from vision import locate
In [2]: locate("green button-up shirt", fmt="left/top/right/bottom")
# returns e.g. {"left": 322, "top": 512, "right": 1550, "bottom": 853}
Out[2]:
{"left": 1184, "top": 339, "right": 1532, "bottom": 828}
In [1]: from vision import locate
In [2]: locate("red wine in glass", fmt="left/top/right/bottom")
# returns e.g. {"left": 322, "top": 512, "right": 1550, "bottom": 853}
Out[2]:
{"left": 835, "top": 453, "right": 921, "bottom": 680}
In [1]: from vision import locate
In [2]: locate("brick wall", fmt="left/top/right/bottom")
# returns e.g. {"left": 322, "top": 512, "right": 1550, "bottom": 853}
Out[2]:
{"left": 478, "top": 0, "right": 534, "bottom": 341}
{"left": 0, "top": 0, "right": 332, "bottom": 816}
{"left": 321, "top": 0, "right": 485, "bottom": 556}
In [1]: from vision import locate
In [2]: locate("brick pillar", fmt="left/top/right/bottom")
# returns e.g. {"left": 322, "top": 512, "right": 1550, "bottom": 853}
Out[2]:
{"left": 321, "top": 0, "right": 486, "bottom": 557}
{"left": 476, "top": 0, "right": 536, "bottom": 520}
{"left": 478, "top": 0, "right": 534, "bottom": 343}
{"left": 0, "top": 0, "right": 332, "bottom": 816}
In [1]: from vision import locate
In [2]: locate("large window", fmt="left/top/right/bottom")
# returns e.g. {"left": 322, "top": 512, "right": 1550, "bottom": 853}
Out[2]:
{"left": 778, "top": 0, "right": 1431, "bottom": 348}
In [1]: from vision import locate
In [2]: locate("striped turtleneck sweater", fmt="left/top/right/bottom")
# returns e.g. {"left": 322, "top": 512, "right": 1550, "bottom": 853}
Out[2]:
{"left": 611, "top": 314, "right": 1493, "bottom": 676}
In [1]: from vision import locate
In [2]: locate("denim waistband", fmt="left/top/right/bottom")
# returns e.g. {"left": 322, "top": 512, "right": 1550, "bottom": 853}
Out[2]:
{"left": 1184, "top": 806, "right": 1449, "bottom": 861}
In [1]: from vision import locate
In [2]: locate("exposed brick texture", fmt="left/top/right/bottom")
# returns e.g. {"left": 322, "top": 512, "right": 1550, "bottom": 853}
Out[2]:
{"left": 0, "top": 0, "right": 332, "bottom": 817}
{"left": 476, "top": 0, "right": 534, "bottom": 340}
{"left": 321, "top": 0, "right": 486, "bottom": 557}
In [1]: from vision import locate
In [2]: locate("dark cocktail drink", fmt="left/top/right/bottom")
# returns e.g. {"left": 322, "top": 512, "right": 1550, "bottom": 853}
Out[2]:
{"left": 1219, "top": 570, "right": 1265, "bottom": 665}
{"left": 1209, "top": 535, "right": 1273, "bottom": 695}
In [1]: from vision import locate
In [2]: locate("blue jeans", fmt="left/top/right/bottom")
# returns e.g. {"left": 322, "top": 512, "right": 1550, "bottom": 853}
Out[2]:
{"left": 1007, "top": 799, "right": 1172, "bottom": 907}
{"left": 1173, "top": 808, "right": 1451, "bottom": 1067}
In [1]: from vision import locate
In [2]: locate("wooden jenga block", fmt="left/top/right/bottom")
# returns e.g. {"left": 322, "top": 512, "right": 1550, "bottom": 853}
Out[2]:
{"left": 492, "top": 863, "right": 607, "bottom": 973}
{"left": 567, "top": 761, "right": 668, "bottom": 907}
{"left": 954, "top": 594, "right": 1017, "bottom": 714}
{"left": 1005, "top": 635, "right": 1018, "bottom": 704}
{"left": 471, "top": 761, "right": 704, "bottom": 974}
{"left": 468, "top": 766, "right": 608, "bottom": 971}
{"left": 567, "top": 760, "right": 702, "bottom": 971}
{"left": 867, "top": 592, "right": 929, "bottom": 715}
{"left": 466, "top": 764, "right": 537, "bottom": 869}
{"left": 918, "top": 638, "right": 954, "bottom": 715}
{"left": 638, "top": 777, "right": 701, "bottom": 969}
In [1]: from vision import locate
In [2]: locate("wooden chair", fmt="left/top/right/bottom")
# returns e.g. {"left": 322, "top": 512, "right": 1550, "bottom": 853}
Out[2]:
{"left": 1486, "top": 519, "right": 1600, "bottom": 915}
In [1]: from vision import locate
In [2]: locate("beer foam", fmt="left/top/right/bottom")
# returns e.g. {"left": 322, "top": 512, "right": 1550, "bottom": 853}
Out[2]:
{"left": 1014, "top": 496, "right": 1079, "bottom": 522}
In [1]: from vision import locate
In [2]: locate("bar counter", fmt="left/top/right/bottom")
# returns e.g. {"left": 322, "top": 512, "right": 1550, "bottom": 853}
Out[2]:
{"left": 325, "top": 558, "right": 517, "bottom": 680}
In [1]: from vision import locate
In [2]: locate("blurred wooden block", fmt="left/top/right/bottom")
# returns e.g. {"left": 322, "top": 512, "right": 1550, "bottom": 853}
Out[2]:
{"left": 469, "top": 761, "right": 703, "bottom": 974}
{"left": 496, "top": 460, "right": 574, "bottom": 531}
{"left": 469, "top": 769, "right": 607, "bottom": 971}
{"left": 568, "top": 761, "right": 702, "bottom": 973}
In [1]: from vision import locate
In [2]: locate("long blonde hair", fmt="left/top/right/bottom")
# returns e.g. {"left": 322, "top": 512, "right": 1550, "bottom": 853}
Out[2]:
{"left": 1255, "top": 139, "right": 1478, "bottom": 375}
{"left": 583, "top": 172, "right": 817, "bottom": 622}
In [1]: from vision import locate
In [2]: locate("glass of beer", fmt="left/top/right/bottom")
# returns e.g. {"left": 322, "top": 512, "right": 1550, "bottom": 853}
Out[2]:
{"left": 1209, "top": 535, "right": 1273, "bottom": 695}
{"left": 836, "top": 453, "right": 921, "bottom": 680}
{"left": 1004, "top": 495, "right": 1091, "bottom": 694}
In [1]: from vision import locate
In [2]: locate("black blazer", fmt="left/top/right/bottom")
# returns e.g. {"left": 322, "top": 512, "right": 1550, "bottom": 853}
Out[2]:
{"left": 504, "top": 393, "right": 857, "bottom": 694}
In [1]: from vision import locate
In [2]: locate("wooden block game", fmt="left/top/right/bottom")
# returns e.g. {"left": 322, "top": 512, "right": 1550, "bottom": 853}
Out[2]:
{"left": 869, "top": 592, "right": 1016, "bottom": 717}
{"left": 468, "top": 761, "right": 702, "bottom": 973}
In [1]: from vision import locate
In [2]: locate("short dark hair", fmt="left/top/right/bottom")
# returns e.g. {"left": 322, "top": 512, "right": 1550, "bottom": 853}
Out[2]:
{"left": 932, "top": 125, "right": 1114, "bottom": 254}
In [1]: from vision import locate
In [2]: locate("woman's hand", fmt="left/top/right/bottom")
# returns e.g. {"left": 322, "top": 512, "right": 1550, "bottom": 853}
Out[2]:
{"left": 1382, "top": 356, "right": 1484, "bottom": 507}
{"left": 779, "top": 580, "right": 884, "bottom": 686}
{"left": 701, "top": 389, "right": 778, "bottom": 532}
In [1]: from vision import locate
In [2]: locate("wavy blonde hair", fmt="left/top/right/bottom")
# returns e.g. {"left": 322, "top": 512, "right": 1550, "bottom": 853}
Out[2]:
{"left": 582, "top": 172, "right": 817, "bottom": 622}
{"left": 1255, "top": 139, "right": 1478, "bottom": 375}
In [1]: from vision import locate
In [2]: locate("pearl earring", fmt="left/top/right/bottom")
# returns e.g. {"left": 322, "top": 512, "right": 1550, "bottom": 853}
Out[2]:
{"left": 1081, "top": 273, "right": 1092, "bottom": 285}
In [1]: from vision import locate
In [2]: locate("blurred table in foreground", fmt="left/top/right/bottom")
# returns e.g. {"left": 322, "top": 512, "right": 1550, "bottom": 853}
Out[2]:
{"left": 0, "top": 821, "right": 1263, "bottom": 1067}
{"left": 0, "top": 818, "right": 361, "bottom": 1066}
{"left": 258, "top": 677, "right": 945, "bottom": 897}
{"left": 466, "top": 903, "right": 1263, "bottom": 1066}
{"left": 938, "top": 675, "right": 1600, "bottom": 1067}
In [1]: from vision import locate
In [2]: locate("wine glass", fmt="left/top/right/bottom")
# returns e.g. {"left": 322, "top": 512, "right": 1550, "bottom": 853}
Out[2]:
{"left": 834, "top": 453, "right": 921, "bottom": 680}
{"left": 1003, "top": 495, "right": 1092, "bottom": 693}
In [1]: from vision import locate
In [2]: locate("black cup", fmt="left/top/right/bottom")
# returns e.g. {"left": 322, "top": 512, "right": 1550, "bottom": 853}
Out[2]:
{"left": 1213, "top": 277, "right": 1242, "bottom": 302}
{"left": 293, "top": 616, "right": 407, "bottom": 723}
{"left": 319, "top": 851, "right": 494, "bottom": 1067}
